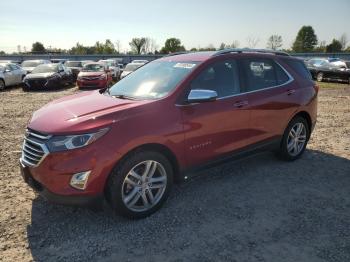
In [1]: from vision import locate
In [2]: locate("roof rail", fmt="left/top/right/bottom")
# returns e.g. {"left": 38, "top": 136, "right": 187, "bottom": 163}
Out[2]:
{"left": 164, "top": 51, "right": 189, "bottom": 57}
{"left": 213, "top": 48, "right": 289, "bottom": 57}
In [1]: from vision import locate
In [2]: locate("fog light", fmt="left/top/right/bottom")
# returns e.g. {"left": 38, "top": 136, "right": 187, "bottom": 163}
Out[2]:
{"left": 70, "top": 171, "right": 91, "bottom": 190}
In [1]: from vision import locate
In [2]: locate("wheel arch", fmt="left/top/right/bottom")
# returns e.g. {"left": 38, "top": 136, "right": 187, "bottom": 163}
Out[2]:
{"left": 104, "top": 143, "right": 181, "bottom": 198}
{"left": 290, "top": 111, "right": 312, "bottom": 134}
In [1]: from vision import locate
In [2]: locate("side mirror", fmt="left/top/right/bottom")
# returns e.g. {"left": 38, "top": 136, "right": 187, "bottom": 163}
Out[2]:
{"left": 187, "top": 89, "right": 218, "bottom": 103}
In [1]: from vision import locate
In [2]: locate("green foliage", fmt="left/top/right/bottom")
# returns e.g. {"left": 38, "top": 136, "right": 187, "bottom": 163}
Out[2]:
{"left": 129, "top": 38, "right": 147, "bottom": 54}
{"left": 0, "top": 50, "right": 5, "bottom": 55}
{"left": 292, "top": 26, "right": 318, "bottom": 52}
{"left": 266, "top": 35, "right": 283, "bottom": 50}
{"left": 31, "top": 42, "right": 46, "bottom": 53}
{"left": 326, "top": 39, "right": 343, "bottom": 53}
{"left": 69, "top": 40, "right": 116, "bottom": 55}
{"left": 160, "top": 38, "right": 186, "bottom": 54}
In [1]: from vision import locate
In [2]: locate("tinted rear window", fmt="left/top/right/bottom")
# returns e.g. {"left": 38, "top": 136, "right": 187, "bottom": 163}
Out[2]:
{"left": 285, "top": 60, "right": 312, "bottom": 80}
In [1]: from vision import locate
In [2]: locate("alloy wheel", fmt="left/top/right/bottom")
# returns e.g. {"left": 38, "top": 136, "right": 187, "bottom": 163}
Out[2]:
{"left": 121, "top": 160, "right": 167, "bottom": 212}
{"left": 316, "top": 72, "right": 323, "bottom": 82}
{"left": 0, "top": 80, "right": 5, "bottom": 91}
{"left": 287, "top": 122, "right": 307, "bottom": 156}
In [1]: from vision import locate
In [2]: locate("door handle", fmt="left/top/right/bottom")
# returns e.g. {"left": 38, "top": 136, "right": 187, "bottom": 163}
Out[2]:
{"left": 286, "top": 89, "right": 295, "bottom": 95}
{"left": 233, "top": 100, "right": 248, "bottom": 108}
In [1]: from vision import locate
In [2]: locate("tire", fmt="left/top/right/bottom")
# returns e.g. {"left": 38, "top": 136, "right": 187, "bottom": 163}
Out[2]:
{"left": 277, "top": 116, "right": 310, "bottom": 161}
{"left": 0, "top": 79, "right": 5, "bottom": 91}
{"left": 348, "top": 77, "right": 350, "bottom": 85}
{"left": 106, "top": 151, "right": 173, "bottom": 219}
{"left": 316, "top": 72, "right": 324, "bottom": 82}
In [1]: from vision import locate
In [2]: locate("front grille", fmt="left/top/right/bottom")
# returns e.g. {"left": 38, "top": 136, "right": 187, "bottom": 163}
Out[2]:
{"left": 26, "top": 79, "right": 48, "bottom": 88}
{"left": 20, "top": 129, "right": 51, "bottom": 167}
{"left": 82, "top": 76, "right": 99, "bottom": 80}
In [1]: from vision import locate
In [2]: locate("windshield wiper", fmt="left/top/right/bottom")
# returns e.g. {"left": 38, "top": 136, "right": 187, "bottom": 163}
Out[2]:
{"left": 112, "top": 94, "right": 137, "bottom": 100}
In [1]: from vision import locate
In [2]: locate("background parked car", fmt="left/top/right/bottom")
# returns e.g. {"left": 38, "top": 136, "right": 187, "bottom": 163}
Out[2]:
{"left": 98, "top": 59, "right": 121, "bottom": 80}
{"left": 51, "top": 58, "right": 68, "bottom": 64}
{"left": 0, "top": 62, "right": 27, "bottom": 90}
{"left": 65, "top": 61, "right": 83, "bottom": 80}
{"left": 23, "top": 63, "right": 74, "bottom": 90}
{"left": 120, "top": 62, "right": 144, "bottom": 79}
{"left": 77, "top": 62, "right": 112, "bottom": 89}
{"left": 306, "top": 58, "right": 350, "bottom": 83}
{"left": 131, "top": 59, "right": 149, "bottom": 64}
{"left": 21, "top": 59, "right": 51, "bottom": 74}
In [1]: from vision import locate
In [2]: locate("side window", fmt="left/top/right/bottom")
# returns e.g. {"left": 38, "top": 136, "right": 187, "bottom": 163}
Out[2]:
{"left": 9, "top": 64, "right": 19, "bottom": 70}
{"left": 190, "top": 60, "right": 240, "bottom": 98}
{"left": 242, "top": 59, "right": 290, "bottom": 91}
{"left": 285, "top": 59, "right": 312, "bottom": 80}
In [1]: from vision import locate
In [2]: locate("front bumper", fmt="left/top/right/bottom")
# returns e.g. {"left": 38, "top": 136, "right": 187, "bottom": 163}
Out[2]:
{"left": 77, "top": 79, "right": 107, "bottom": 89}
{"left": 19, "top": 161, "right": 103, "bottom": 207}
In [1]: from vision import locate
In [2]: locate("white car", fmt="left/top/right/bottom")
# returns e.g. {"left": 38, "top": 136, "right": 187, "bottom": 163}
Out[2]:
{"left": 21, "top": 59, "right": 51, "bottom": 74}
{"left": 0, "top": 62, "right": 27, "bottom": 90}
{"left": 131, "top": 59, "right": 149, "bottom": 64}
{"left": 98, "top": 59, "right": 121, "bottom": 80}
{"left": 120, "top": 62, "right": 145, "bottom": 79}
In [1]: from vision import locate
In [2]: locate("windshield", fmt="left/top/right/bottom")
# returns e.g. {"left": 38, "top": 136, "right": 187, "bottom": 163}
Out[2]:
{"left": 65, "top": 61, "right": 82, "bottom": 67}
{"left": 22, "top": 61, "right": 41, "bottom": 67}
{"left": 124, "top": 63, "right": 143, "bottom": 72}
{"left": 108, "top": 61, "right": 198, "bottom": 99}
{"left": 100, "top": 60, "right": 115, "bottom": 66}
{"left": 31, "top": 65, "right": 58, "bottom": 73}
{"left": 82, "top": 64, "right": 105, "bottom": 72}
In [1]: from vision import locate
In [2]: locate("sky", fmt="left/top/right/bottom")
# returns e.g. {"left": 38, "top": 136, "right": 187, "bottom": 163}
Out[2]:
{"left": 0, "top": 0, "right": 349, "bottom": 53}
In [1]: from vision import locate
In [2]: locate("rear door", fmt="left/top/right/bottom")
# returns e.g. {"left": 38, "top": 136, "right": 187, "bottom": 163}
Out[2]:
{"left": 180, "top": 59, "right": 251, "bottom": 167}
{"left": 3, "top": 65, "right": 16, "bottom": 85}
{"left": 241, "top": 57, "right": 298, "bottom": 144}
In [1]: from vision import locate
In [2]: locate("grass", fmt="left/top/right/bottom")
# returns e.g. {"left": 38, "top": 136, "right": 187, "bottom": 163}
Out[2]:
{"left": 316, "top": 81, "right": 350, "bottom": 88}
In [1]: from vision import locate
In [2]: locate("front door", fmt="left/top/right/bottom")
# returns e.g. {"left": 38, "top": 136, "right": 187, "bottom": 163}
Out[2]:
{"left": 180, "top": 59, "right": 251, "bottom": 168}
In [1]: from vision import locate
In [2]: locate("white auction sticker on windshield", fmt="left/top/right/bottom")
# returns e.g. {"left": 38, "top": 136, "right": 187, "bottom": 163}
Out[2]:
{"left": 174, "top": 63, "right": 196, "bottom": 69}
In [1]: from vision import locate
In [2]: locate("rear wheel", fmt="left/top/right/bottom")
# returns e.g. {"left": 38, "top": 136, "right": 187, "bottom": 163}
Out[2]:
{"left": 0, "top": 79, "right": 5, "bottom": 91}
{"left": 277, "top": 116, "right": 310, "bottom": 161}
{"left": 106, "top": 151, "right": 173, "bottom": 219}
{"left": 316, "top": 72, "right": 324, "bottom": 82}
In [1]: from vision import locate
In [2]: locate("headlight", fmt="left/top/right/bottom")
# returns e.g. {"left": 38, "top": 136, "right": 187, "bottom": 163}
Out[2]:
{"left": 77, "top": 75, "right": 82, "bottom": 80}
{"left": 99, "top": 74, "right": 107, "bottom": 80}
{"left": 47, "top": 128, "right": 109, "bottom": 152}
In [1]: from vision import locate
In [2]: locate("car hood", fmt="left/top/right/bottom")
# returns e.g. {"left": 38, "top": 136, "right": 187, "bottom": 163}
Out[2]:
{"left": 25, "top": 72, "right": 56, "bottom": 79}
{"left": 28, "top": 90, "right": 151, "bottom": 134}
{"left": 78, "top": 71, "right": 105, "bottom": 77}
{"left": 22, "top": 67, "right": 35, "bottom": 72}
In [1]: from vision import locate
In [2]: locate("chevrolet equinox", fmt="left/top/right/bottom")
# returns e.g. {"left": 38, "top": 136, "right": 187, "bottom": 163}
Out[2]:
{"left": 20, "top": 49, "right": 318, "bottom": 218}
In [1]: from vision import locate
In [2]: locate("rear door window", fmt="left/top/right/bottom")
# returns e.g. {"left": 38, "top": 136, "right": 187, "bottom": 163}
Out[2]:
{"left": 242, "top": 58, "right": 290, "bottom": 92}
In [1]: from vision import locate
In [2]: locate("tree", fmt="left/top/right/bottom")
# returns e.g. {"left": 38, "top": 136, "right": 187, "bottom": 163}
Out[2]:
{"left": 0, "top": 50, "right": 5, "bottom": 55}
{"left": 292, "top": 26, "right": 318, "bottom": 52}
{"left": 339, "top": 33, "right": 348, "bottom": 51}
{"left": 129, "top": 37, "right": 147, "bottom": 54}
{"left": 31, "top": 42, "right": 46, "bottom": 53}
{"left": 246, "top": 36, "right": 260, "bottom": 48}
{"left": 314, "top": 40, "right": 327, "bottom": 52}
{"left": 326, "top": 39, "right": 342, "bottom": 53}
{"left": 143, "top": 38, "right": 158, "bottom": 54}
{"left": 266, "top": 35, "right": 283, "bottom": 50}
{"left": 160, "top": 38, "right": 186, "bottom": 54}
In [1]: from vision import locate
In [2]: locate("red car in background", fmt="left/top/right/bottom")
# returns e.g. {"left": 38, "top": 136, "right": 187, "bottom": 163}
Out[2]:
{"left": 20, "top": 49, "right": 318, "bottom": 219}
{"left": 77, "top": 62, "right": 112, "bottom": 89}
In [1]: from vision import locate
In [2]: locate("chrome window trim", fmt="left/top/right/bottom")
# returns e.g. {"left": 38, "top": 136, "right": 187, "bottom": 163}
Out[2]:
{"left": 175, "top": 60, "right": 294, "bottom": 106}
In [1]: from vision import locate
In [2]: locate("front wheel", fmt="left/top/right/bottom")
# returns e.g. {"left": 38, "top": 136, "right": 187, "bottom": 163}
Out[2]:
{"left": 277, "top": 117, "right": 310, "bottom": 161}
{"left": 106, "top": 151, "right": 173, "bottom": 219}
{"left": 0, "top": 79, "right": 5, "bottom": 91}
{"left": 316, "top": 72, "right": 324, "bottom": 82}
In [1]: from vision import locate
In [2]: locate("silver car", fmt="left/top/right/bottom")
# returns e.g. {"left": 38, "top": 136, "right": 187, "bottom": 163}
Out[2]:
{"left": 21, "top": 59, "right": 51, "bottom": 74}
{"left": 0, "top": 62, "right": 27, "bottom": 90}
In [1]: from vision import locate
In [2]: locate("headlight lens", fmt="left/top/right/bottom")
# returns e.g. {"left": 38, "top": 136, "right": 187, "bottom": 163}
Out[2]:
{"left": 99, "top": 74, "right": 107, "bottom": 80}
{"left": 47, "top": 128, "right": 109, "bottom": 152}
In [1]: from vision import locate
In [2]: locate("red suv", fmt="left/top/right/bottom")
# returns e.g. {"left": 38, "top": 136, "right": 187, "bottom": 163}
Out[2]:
{"left": 77, "top": 62, "right": 112, "bottom": 89}
{"left": 20, "top": 49, "right": 318, "bottom": 218}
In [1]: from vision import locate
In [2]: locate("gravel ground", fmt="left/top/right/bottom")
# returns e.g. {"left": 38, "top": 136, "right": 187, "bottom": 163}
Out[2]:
{"left": 0, "top": 84, "right": 349, "bottom": 262}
